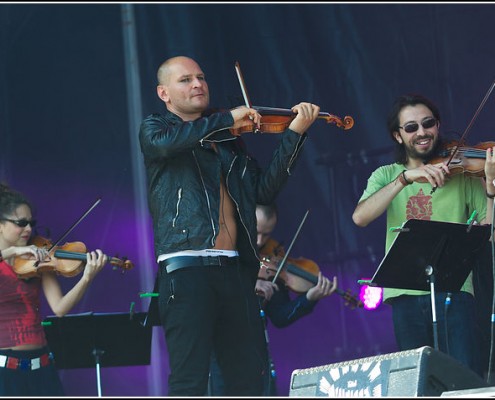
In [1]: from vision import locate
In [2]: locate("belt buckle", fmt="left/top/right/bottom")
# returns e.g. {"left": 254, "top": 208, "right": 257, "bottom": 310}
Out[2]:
{"left": 218, "top": 256, "right": 235, "bottom": 267}
{"left": 203, "top": 256, "right": 219, "bottom": 266}
{"left": 219, "top": 256, "right": 229, "bottom": 266}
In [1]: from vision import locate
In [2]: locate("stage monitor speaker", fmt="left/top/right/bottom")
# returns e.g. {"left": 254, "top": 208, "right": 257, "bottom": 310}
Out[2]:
{"left": 289, "top": 346, "right": 488, "bottom": 397}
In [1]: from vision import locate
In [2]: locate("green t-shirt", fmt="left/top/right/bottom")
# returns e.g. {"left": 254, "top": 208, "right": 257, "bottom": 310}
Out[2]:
{"left": 359, "top": 163, "right": 487, "bottom": 302}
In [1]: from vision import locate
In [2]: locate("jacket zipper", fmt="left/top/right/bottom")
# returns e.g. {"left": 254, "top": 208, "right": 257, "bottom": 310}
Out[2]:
{"left": 286, "top": 134, "right": 307, "bottom": 175}
{"left": 172, "top": 187, "right": 182, "bottom": 228}
{"left": 192, "top": 150, "right": 217, "bottom": 246}
{"left": 241, "top": 156, "right": 249, "bottom": 179}
{"left": 226, "top": 155, "right": 260, "bottom": 261}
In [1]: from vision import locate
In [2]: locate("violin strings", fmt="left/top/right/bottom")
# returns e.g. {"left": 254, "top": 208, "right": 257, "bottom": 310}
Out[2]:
{"left": 452, "top": 147, "right": 488, "bottom": 158}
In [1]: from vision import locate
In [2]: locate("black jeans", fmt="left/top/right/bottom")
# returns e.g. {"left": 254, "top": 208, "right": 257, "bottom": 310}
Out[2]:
{"left": 209, "top": 349, "right": 277, "bottom": 396}
{"left": 158, "top": 262, "right": 267, "bottom": 396}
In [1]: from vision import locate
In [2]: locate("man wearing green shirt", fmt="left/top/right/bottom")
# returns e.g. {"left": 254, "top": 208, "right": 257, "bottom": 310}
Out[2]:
{"left": 352, "top": 93, "right": 495, "bottom": 377}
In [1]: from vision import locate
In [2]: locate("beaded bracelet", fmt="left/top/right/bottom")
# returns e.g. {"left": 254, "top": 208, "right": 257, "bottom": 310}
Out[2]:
{"left": 486, "top": 191, "right": 495, "bottom": 199}
{"left": 397, "top": 170, "right": 412, "bottom": 186}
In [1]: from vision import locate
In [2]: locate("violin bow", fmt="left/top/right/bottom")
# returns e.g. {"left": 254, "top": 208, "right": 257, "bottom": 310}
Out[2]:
{"left": 234, "top": 61, "right": 261, "bottom": 134}
{"left": 45, "top": 198, "right": 102, "bottom": 252}
{"left": 33, "top": 197, "right": 101, "bottom": 268}
{"left": 270, "top": 209, "right": 310, "bottom": 284}
{"left": 447, "top": 80, "right": 495, "bottom": 165}
{"left": 235, "top": 61, "right": 252, "bottom": 108}
{"left": 432, "top": 80, "right": 495, "bottom": 194}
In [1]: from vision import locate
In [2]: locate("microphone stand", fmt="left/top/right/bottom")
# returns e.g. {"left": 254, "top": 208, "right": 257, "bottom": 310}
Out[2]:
{"left": 258, "top": 305, "right": 276, "bottom": 395}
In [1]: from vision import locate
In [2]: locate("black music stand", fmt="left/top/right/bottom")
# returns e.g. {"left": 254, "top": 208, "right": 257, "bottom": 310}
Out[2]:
{"left": 43, "top": 311, "right": 152, "bottom": 397}
{"left": 364, "top": 219, "right": 491, "bottom": 349}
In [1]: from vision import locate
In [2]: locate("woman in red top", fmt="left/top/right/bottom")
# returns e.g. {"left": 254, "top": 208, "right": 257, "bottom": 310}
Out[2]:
{"left": 0, "top": 183, "right": 107, "bottom": 396}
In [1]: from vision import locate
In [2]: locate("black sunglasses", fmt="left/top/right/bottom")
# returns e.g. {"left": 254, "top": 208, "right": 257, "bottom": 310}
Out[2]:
{"left": 0, "top": 218, "right": 37, "bottom": 228}
{"left": 399, "top": 117, "right": 438, "bottom": 134}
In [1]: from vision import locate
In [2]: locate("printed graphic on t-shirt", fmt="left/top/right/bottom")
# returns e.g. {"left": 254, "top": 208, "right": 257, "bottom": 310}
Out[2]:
{"left": 405, "top": 188, "right": 432, "bottom": 220}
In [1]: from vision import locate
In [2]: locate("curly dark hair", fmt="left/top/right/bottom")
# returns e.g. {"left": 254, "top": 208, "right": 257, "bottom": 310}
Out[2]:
{"left": 387, "top": 94, "right": 442, "bottom": 165}
{"left": 0, "top": 183, "right": 34, "bottom": 220}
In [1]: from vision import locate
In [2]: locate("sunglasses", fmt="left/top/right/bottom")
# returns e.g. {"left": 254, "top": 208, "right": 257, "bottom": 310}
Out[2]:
{"left": 399, "top": 117, "right": 438, "bottom": 134}
{"left": 0, "top": 218, "right": 37, "bottom": 228}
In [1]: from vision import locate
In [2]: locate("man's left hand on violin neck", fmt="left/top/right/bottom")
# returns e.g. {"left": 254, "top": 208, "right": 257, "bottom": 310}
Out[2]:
{"left": 288, "top": 102, "right": 321, "bottom": 135}
{"left": 306, "top": 273, "right": 338, "bottom": 302}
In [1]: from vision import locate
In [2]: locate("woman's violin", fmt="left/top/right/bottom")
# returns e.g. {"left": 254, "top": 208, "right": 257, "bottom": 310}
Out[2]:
{"left": 13, "top": 236, "right": 134, "bottom": 279}
{"left": 230, "top": 106, "right": 354, "bottom": 136}
{"left": 258, "top": 254, "right": 363, "bottom": 309}
{"left": 428, "top": 140, "right": 495, "bottom": 178}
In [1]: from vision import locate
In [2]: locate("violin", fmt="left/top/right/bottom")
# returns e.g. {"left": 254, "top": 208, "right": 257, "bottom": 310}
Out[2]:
{"left": 13, "top": 236, "right": 134, "bottom": 279}
{"left": 427, "top": 81, "right": 495, "bottom": 195}
{"left": 230, "top": 106, "right": 354, "bottom": 136}
{"left": 258, "top": 254, "right": 363, "bottom": 309}
{"left": 232, "top": 61, "right": 354, "bottom": 136}
{"left": 428, "top": 140, "right": 495, "bottom": 178}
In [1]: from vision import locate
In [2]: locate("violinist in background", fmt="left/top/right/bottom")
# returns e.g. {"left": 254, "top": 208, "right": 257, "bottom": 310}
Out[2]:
{"left": 209, "top": 202, "right": 338, "bottom": 396}
{"left": 352, "top": 93, "right": 495, "bottom": 378}
{"left": 0, "top": 183, "right": 107, "bottom": 396}
{"left": 255, "top": 203, "right": 338, "bottom": 326}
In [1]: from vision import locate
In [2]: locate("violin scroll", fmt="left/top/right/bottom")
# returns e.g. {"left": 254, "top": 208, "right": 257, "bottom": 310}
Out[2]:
{"left": 320, "top": 112, "right": 355, "bottom": 130}
{"left": 340, "top": 288, "right": 364, "bottom": 310}
{"left": 109, "top": 255, "right": 134, "bottom": 271}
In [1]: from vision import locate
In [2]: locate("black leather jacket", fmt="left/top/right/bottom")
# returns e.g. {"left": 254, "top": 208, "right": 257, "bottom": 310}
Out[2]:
{"left": 139, "top": 109, "right": 307, "bottom": 277}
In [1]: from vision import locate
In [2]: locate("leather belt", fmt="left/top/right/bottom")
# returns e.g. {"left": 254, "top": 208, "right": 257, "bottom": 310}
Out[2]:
{"left": 0, "top": 352, "right": 54, "bottom": 370}
{"left": 160, "top": 255, "right": 239, "bottom": 273}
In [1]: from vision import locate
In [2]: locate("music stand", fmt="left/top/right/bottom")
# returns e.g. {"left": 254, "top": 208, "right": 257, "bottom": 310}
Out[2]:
{"left": 364, "top": 219, "right": 491, "bottom": 349}
{"left": 43, "top": 311, "right": 152, "bottom": 397}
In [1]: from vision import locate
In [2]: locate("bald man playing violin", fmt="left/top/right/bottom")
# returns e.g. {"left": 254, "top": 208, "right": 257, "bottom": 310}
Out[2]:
{"left": 352, "top": 93, "right": 495, "bottom": 378}
{"left": 139, "top": 55, "right": 320, "bottom": 396}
